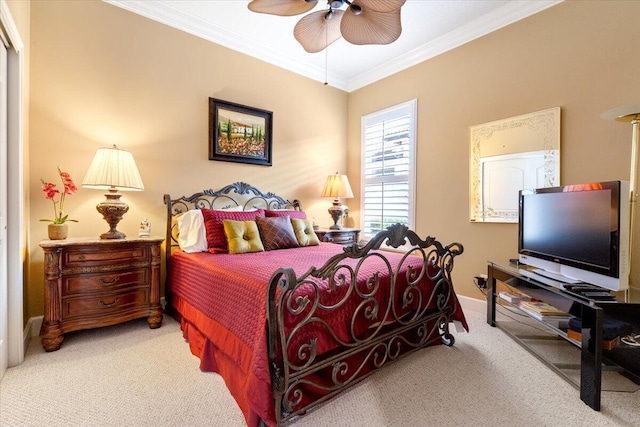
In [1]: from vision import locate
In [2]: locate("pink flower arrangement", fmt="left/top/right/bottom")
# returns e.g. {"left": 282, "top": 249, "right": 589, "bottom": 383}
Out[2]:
{"left": 41, "top": 167, "right": 78, "bottom": 224}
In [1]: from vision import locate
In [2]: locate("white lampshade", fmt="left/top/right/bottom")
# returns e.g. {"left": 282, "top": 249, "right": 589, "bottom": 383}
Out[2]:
{"left": 82, "top": 145, "right": 144, "bottom": 239}
{"left": 82, "top": 145, "right": 144, "bottom": 191}
{"left": 321, "top": 172, "right": 353, "bottom": 230}
{"left": 321, "top": 173, "right": 354, "bottom": 199}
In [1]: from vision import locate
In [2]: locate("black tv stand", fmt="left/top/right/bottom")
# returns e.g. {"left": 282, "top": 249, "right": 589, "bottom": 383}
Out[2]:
{"left": 487, "top": 261, "right": 640, "bottom": 411}
{"left": 529, "top": 267, "right": 584, "bottom": 284}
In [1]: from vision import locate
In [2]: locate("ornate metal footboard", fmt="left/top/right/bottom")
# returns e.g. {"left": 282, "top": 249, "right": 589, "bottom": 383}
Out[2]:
{"left": 266, "top": 224, "right": 464, "bottom": 425}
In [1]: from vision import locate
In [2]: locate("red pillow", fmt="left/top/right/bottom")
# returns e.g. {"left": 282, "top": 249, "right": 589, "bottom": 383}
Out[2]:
{"left": 201, "top": 209, "right": 265, "bottom": 253}
{"left": 264, "top": 209, "right": 307, "bottom": 219}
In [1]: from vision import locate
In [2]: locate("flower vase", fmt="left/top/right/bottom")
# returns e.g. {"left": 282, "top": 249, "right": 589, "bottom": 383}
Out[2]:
{"left": 48, "top": 223, "right": 69, "bottom": 240}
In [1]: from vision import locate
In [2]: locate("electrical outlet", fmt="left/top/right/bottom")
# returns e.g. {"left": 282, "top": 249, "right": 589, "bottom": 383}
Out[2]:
{"left": 475, "top": 274, "right": 487, "bottom": 288}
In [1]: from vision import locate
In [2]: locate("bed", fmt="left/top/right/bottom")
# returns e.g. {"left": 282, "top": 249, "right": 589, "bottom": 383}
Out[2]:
{"left": 163, "top": 182, "right": 468, "bottom": 426}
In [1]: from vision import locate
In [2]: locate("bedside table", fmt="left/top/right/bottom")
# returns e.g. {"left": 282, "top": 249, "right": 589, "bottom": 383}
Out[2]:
{"left": 314, "top": 228, "right": 360, "bottom": 246}
{"left": 39, "top": 236, "right": 164, "bottom": 352}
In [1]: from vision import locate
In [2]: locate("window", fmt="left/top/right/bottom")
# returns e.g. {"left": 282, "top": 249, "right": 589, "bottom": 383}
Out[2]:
{"left": 361, "top": 99, "right": 416, "bottom": 240}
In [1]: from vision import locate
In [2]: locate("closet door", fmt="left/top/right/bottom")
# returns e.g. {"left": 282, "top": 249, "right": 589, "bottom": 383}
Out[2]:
{"left": 0, "top": 39, "right": 8, "bottom": 378}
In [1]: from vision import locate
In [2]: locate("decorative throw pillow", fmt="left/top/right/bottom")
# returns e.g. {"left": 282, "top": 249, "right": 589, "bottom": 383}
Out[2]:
{"left": 222, "top": 220, "right": 265, "bottom": 254}
{"left": 202, "top": 208, "right": 265, "bottom": 253}
{"left": 264, "top": 209, "right": 307, "bottom": 219}
{"left": 256, "top": 216, "right": 299, "bottom": 251}
{"left": 291, "top": 218, "right": 320, "bottom": 246}
{"left": 176, "top": 209, "right": 208, "bottom": 253}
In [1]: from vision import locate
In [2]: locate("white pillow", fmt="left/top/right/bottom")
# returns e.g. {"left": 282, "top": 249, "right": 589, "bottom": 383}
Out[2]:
{"left": 215, "top": 205, "right": 244, "bottom": 212}
{"left": 177, "top": 210, "right": 207, "bottom": 253}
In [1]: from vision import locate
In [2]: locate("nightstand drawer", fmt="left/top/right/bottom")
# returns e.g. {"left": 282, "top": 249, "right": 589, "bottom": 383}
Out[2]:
{"left": 315, "top": 228, "right": 360, "bottom": 246}
{"left": 62, "top": 247, "right": 147, "bottom": 268}
{"left": 64, "top": 269, "right": 148, "bottom": 295}
{"left": 323, "top": 233, "right": 356, "bottom": 245}
{"left": 63, "top": 289, "right": 149, "bottom": 319}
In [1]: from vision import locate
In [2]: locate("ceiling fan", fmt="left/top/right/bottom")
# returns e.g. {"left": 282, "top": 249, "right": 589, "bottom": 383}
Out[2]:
{"left": 247, "top": 0, "right": 407, "bottom": 53}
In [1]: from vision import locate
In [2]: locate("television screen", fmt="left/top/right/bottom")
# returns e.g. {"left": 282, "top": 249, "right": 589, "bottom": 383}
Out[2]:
{"left": 521, "top": 189, "right": 613, "bottom": 271}
{"left": 518, "top": 181, "right": 629, "bottom": 291}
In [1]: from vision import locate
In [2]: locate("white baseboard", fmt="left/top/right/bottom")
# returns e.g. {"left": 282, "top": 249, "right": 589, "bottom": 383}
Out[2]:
{"left": 23, "top": 315, "right": 43, "bottom": 353}
{"left": 458, "top": 294, "right": 486, "bottom": 314}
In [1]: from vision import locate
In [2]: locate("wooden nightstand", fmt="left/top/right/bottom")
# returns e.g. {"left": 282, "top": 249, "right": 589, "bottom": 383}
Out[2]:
{"left": 39, "top": 236, "right": 164, "bottom": 352}
{"left": 314, "top": 228, "right": 360, "bottom": 246}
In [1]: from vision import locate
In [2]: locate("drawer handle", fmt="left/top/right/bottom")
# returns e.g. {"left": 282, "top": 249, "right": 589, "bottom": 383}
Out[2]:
{"left": 99, "top": 277, "right": 120, "bottom": 286}
{"left": 99, "top": 299, "right": 119, "bottom": 308}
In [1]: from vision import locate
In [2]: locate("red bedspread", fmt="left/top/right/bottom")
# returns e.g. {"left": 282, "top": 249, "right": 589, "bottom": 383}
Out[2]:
{"left": 168, "top": 243, "right": 467, "bottom": 426}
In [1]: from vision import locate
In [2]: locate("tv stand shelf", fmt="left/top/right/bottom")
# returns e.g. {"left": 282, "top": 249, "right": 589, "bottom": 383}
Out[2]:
{"left": 487, "top": 261, "right": 640, "bottom": 411}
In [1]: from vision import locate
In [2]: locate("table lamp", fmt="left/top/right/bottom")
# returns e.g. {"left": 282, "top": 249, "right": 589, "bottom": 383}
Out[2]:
{"left": 321, "top": 172, "right": 354, "bottom": 230}
{"left": 82, "top": 145, "right": 144, "bottom": 239}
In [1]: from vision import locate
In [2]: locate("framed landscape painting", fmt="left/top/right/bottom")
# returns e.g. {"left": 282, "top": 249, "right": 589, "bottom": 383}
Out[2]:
{"left": 209, "top": 98, "right": 273, "bottom": 166}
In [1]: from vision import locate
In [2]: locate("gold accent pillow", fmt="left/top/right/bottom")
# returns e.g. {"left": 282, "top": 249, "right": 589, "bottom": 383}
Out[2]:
{"left": 222, "top": 220, "right": 265, "bottom": 254}
{"left": 291, "top": 218, "right": 320, "bottom": 247}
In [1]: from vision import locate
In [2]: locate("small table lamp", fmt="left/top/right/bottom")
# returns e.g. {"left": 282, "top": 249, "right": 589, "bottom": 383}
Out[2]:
{"left": 321, "top": 172, "right": 354, "bottom": 230}
{"left": 82, "top": 145, "right": 144, "bottom": 239}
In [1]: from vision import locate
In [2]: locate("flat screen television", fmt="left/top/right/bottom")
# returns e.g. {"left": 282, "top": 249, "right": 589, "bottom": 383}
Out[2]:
{"left": 518, "top": 180, "right": 630, "bottom": 291}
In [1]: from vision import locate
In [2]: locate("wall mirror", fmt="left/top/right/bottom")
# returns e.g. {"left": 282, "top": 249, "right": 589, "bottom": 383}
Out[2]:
{"left": 469, "top": 107, "right": 560, "bottom": 223}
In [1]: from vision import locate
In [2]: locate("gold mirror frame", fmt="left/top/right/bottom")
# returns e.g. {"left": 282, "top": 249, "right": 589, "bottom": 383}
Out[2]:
{"left": 470, "top": 107, "right": 561, "bottom": 223}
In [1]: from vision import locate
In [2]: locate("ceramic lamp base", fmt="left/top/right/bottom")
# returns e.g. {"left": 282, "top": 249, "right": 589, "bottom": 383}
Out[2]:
{"left": 328, "top": 201, "right": 347, "bottom": 230}
{"left": 96, "top": 191, "right": 129, "bottom": 239}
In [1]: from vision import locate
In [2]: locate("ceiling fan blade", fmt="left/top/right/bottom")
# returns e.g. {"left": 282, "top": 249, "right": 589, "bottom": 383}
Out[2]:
{"left": 355, "top": 0, "right": 406, "bottom": 13}
{"left": 248, "top": 0, "right": 317, "bottom": 17}
{"left": 341, "top": 5, "right": 402, "bottom": 45}
{"left": 294, "top": 10, "right": 344, "bottom": 53}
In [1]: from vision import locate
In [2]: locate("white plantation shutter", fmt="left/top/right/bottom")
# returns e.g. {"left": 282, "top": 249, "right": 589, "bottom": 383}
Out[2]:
{"left": 361, "top": 100, "right": 416, "bottom": 240}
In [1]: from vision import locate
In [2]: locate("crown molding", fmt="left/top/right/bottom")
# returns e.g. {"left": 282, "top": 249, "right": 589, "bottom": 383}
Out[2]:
{"left": 105, "top": 0, "right": 562, "bottom": 93}
{"left": 346, "top": 0, "right": 563, "bottom": 91}
{"left": 104, "top": 0, "right": 348, "bottom": 90}
{"left": 0, "top": 0, "right": 24, "bottom": 51}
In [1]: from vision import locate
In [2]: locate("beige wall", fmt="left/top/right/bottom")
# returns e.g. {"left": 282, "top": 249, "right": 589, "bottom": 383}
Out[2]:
{"left": 26, "top": 1, "right": 640, "bottom": 320}
{"left": 347, "top": 0, "right": 640, "bottom": 298}
{"left": 28, "top": 1, "right": 348, "bottom": 319}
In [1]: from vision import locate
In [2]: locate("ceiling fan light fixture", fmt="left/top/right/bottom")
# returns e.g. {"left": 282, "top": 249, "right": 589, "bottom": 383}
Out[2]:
{"left": 249, "top": 0, "right": 406, "bottom": 52}
{"left": 349, "top": 4, "right": 362, "bottom": 15}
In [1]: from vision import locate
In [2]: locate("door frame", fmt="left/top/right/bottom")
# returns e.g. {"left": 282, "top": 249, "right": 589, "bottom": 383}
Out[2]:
{"left": 0, "top": 0, "right": 25, "bottom": 375}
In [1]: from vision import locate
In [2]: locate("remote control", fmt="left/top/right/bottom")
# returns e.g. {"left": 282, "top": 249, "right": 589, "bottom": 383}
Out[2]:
{"left": 565, "top": 285, "right": 600, "bottom": 292}
{"left": 583, "top": 291, "right": 612, "bottom": 297}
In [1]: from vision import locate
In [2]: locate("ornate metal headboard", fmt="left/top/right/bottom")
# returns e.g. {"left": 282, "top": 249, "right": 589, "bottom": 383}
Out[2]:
{"left": 163, "top": 181, "right": 302, "bottom": 267}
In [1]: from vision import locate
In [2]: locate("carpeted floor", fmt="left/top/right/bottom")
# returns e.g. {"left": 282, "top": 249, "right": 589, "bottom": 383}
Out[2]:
{"left": 1, "top": 309, "right": 638, "bottom": 426}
